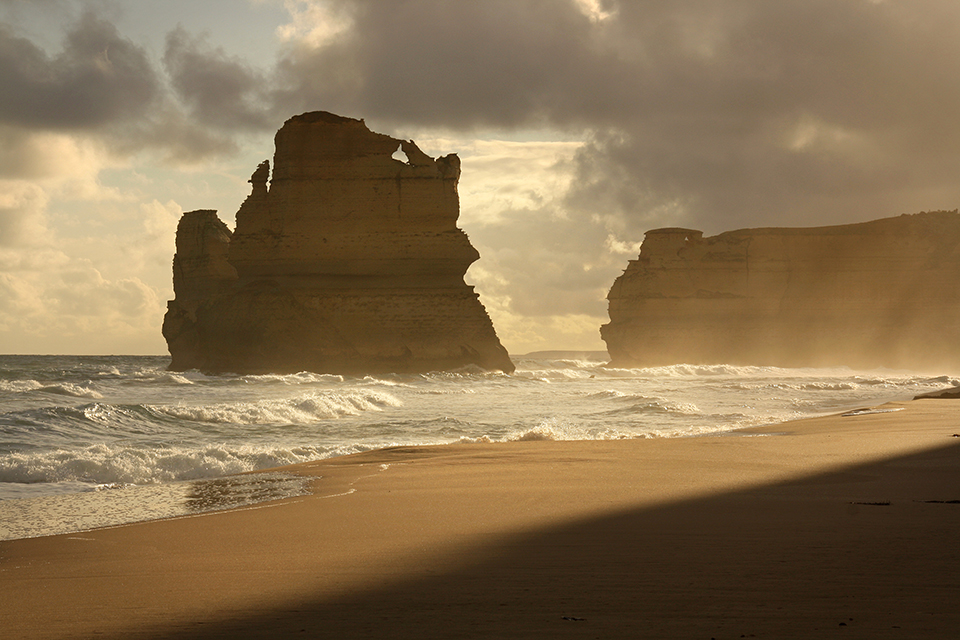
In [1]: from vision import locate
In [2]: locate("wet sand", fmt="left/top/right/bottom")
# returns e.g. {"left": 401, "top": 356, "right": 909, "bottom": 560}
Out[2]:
{"left": 2, "top": 400, "right": 959, "bottom": 639}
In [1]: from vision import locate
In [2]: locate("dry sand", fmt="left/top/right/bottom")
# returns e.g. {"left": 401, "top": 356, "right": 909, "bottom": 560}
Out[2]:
{"left": 2, "top": 399, "right": 959, "bottom": 639}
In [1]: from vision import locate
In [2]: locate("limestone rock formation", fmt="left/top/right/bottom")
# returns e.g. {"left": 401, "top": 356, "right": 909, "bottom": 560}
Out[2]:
{"left": 163, "top": 112, "right": 514, "bottom": 374}
{"left": 602, "top": 211, "right": 960, "bottom": 370}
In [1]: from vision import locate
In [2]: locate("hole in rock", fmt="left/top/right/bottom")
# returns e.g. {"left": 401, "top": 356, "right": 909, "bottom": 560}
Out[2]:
{"left": 392, "top": 144, "right": 410, "bottom": 164}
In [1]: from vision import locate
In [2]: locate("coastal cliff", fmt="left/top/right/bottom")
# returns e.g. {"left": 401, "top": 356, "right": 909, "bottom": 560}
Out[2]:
{"left": 601, "top": 211, "right": 960, "bottom": 370}
{"left": 162, "top": 112, "right": 514, "bottom": 374}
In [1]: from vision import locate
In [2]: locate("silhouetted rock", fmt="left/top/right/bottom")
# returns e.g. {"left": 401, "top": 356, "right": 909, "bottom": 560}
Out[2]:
{"left": 602, "top": 211, "right": 960, "bottom": 370}
{"left": 163, "top": 112, "right": 513, "bottom": 374}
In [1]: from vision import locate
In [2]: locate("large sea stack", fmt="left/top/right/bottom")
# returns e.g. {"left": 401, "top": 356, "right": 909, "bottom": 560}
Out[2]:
{"left": 602, "top": 211, "right": 960, "bottom": 370}
{"left": 162, "top": 112, "right": 514, "bottom": 374}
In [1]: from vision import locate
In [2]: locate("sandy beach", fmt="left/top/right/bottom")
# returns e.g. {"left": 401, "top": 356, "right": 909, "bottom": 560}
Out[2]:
{"left": 2, "top": 399, "right": 959, "bottom": 639}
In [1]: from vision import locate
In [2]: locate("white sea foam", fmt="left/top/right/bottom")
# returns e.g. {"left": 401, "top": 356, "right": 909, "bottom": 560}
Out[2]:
{"left": 155, "top": 390, "right": 402, "bottom": 424}
{"left": 155, "top": 372, "right": 195, "bottom": 385}
{"left": 358, "top": 375, "right": 416, "bottom": 388}
{"left": 628, "top": 364, "right": 783, "bottom": 377}
{"left": 514, "top": 367, "right": 599, "bottom": 382}
{"left": 0, "top": 380, "right": 104, "bottom": 398}
{"left": 0, "top": 472, "right": 311, "bottom": 540}
{"left": 0, "top": 379, "right": 44, "bottom": 393}
{"left": 841, "top": 407, "right": 906, "bottom": 417}
{"left": 415, "top": 388, "right": 478, "bottom": 395}
{"left": 461, "top": 415, "right": 734, "bottom": 443}
{"left": 39, "top": 383, "right": 104, "bottom": 399}
{"left": 0, "top": 442, "right": 339, "bottom": 487}
{"left": 585, "top": 389, "right": 630, "bottom": 400}
{"left": 507, "top": 418, "right": 636, "bottom": 442}
{"left": 589, "top": 390, "right": 702, "bottom": 416}
{"left": 240, "top": 371, "right": 345, "bottom": 385}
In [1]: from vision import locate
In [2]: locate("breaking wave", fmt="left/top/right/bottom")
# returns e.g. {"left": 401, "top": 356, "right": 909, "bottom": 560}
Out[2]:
{"left": 5, "top": 354, "right": 957, "bottom": 511}
{"left": 0, "top": 380, "right": 103, "bottom": 399}
{"left": 155, "top": 390, "right": 402, "bottom": 425}
{"left": 0, "top": 442, "right": 342, "bottom": 486}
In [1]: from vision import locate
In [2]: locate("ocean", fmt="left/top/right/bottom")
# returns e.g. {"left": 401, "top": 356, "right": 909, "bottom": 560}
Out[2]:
{"left": 1, "top": 353, "right": 956, "bottom": 540}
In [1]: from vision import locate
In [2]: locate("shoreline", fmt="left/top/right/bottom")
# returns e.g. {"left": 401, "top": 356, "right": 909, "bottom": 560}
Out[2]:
{"left": 2, "top": 399, "right": 959, "bottom": 638}
{"left": 0, "top": 395, "right": 902, "bottom": 541}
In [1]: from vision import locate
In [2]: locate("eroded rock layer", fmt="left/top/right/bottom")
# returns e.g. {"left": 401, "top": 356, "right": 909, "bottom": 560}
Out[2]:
{"left": 163, "top": 112, "right": 513, "bottom": 374}
{"left": 602, "top": 211, "right": 960, "bottom": 370}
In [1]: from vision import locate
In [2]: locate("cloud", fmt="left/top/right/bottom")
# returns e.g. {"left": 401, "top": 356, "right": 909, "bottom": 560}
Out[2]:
{"left": 0, "top": 124, "right": 128, "bottom": 254}
{"left": 0, "top": 271, "right": 42, "bottom": 317}
{"left": 558, "top": 0, "right": 960, "bottom": 232}
{"left": 6, "top": 0, "right": 960, "bottom": 354}
{"left": 51, "top": 265, "right": 159, "bottom": 319}
{"left": 0, "top": 180, "right": 48, "bottom": 246}
{"left": 411, "top": 138, "right": 580, "bottom": 226}
{"left": 0, "top": 181, "right": 178, "bottom": 354}
{"left": 129, "top": 198, "right": 182, "bottom": 275}
{"left": 0, "top": 124, "right": 99, "bottom": 181}
{"left": 0, "top": 5, "right": 247, "bottom": 354}
{"left": 107, "top": 106, "right": 245, "bottom": 166}
{"left": 0, "top": 241, "right": 170, "bottom": 353}
{"left": 0, "top": 10, "right": 159, "bottom": 130}
{"left": 0, "top": 261, "right": 166, "bottom": 354}
{"left": 0, "top": 5, "right": 280, "bottom": 168}
{"left": 261, "top": 0, "right": 960, "bottom": 353}
{"left": 163, "top": 26, "right": 273, "bottom": 132}
{"left": 275, "top": 0, "right": 354, "bottom": 48}
{"left": 271, "top": 0, "right": 960, "bottom": 232}
{"left": 470, "top": 205, "right": 613, "bottom": 317}
{"left": 272, "top": 0, "right": 615, "bottom": 128}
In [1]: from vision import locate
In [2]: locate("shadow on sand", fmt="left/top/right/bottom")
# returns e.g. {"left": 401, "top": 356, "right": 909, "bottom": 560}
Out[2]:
{"left": 0, "top": 441, "right": 944, "bottom": 640}
{"left": 91, "top": 438, "right": 960, "bottom": 640}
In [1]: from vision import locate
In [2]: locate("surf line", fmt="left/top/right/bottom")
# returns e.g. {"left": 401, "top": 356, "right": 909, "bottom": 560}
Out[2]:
{"left": 315, "top": 461, "right": 402, "bottom": 500}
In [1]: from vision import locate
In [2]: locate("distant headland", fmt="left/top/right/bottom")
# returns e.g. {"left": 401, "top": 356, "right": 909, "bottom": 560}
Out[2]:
{"left": 162, "top": 112, "right": 514, "bottom": 375}
{"left": 602, "top": 210, "right": 960, "bottom": 371}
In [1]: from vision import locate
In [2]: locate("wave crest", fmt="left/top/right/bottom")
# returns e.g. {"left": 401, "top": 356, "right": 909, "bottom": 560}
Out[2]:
{"left": 0, "top": 380, "right": 103, "bottom": 398}
{"left": 0, "top": 442, "right": 330, "bottom": 486}
{"left": 0, "top": 380, "right": 44, "bottom": 393}
{"left": 155, "top": 390, "right": 402, "bottom": 425}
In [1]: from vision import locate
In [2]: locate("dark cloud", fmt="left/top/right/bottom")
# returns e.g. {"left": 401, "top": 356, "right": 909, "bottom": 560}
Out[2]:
{"left": 7, "top": 0, "right": 960, "bottom": 218}
{"left": 163, "top": 26, "right": 273, "bottom": 132}
{"left": 0, "top": 10, "right": 159, "bottom": 130}
{"left": 273, "top": 0, "right": 619, "bottom": 129}
{"left": 0, "top": 7, "right": 277, "bottom": 165}
{"left": 274, "top": 0, "right": 960, "bottom": 236}
{"left": 105, "top": 105, "right": 242, "bottom": 164}
{"left": 567, "top": 0, "right": 960, "bottom": 232}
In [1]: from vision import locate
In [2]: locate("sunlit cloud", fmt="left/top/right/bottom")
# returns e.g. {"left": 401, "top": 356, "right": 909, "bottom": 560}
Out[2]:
{"left": 0, "top": 180, "right": 49, "bottom": 247}
{"left": 275, "top": 0, "right": 353, "bottom": 47}
{"left": 574, "top": 0, "right": 615, "bottom": 23}
{"left": 411, "top": 137, "right": 581, "bottom": 227}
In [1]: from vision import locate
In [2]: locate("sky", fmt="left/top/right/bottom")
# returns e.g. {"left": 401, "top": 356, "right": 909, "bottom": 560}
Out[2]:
{"left": 2, "top": 0, "right": 960, "bottom": 355}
